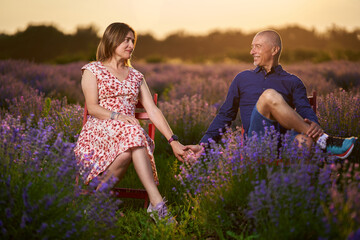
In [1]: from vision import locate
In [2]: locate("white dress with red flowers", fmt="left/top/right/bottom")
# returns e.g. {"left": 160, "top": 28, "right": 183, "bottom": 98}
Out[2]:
{"left": 74, "top": 61, "right": 157, "bottom": 184}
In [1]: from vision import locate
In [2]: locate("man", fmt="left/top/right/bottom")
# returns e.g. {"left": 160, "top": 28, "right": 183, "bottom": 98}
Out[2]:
{"left": 187, "top": 30, "right": 356, "bottom": 159}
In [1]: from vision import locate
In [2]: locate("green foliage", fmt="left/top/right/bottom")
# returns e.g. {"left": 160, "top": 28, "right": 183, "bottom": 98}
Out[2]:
{"left": 1, "top": 24, "right": 360, "bottom": 63}
{"left": 0, "top": 24, "right": 99, "bottom": 63}
{"left": 227, "top": 51, "right": 254, "bottom": 63}
{"left": 145, "top": 55, "right": 166, "bottom": 63}
{"left": 41, "top": 97, "right": 52, "bottom": 118}
{"left": 114, "top": 203, "right": 202, "bottom": 239}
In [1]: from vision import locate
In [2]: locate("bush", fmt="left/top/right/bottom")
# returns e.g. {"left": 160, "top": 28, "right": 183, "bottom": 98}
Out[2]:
{"left": 0, "top": 114, "right": 121, "bottom": 239}
{"left": 175, "top": 126, "right": 359, "bottom": 239}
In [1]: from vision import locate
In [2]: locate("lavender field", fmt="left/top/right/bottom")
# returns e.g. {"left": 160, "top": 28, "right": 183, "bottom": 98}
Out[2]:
{"left": 1, "top": 59, "right": 360, "bottom": 239}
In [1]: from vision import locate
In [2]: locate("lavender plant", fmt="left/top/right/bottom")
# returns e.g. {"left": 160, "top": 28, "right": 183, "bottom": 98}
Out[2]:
{"left": 175, "top": 124, "right": 358, "bottom": 239}
{"left": 2, "top": 60, "right": 360, "bottom": 109}
{"left": 1, "top": 60, "right": 360, "bottom": 239}
{"left": 5, "top": 90, "right": 83, "bottom": 143}
{"left": 0, "top": 113, "right": 119, "bottom": 239}
{"left": 246, "top": 155, "right": 332, "bottom": 239}
{"left": 0, "top": 60, "right": 84, "bottom": 105}
{"left": 159, "top": 94, "right": 217, "bottom": 145}
{"left": 317, "top": 89, "right": 360, "bottom": 137}
{"left": 322, "top": 160, "right": 360, "bottom": 239}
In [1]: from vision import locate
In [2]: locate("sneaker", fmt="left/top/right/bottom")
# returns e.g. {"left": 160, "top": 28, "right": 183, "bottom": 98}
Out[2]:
{"left": 147, "top": 200, "right": 176, "bottom": 224}
{"left": 326, "top": 136, "right": 357, "bottom": 159}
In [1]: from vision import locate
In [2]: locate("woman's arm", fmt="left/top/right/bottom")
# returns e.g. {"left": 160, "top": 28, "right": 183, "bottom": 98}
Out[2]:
{"left": 81, "top": 69, "right": 138, "bottom": 125}
{"left": 139, "top": 79, "right": 185, "bottom": 161}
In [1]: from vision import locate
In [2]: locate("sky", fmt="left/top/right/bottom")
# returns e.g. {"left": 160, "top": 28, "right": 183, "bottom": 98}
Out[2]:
{"left": 0, "top": 0, "right": 359, "bottom": 39}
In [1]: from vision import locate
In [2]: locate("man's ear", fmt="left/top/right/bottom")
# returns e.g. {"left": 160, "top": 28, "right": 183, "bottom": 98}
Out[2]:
{"left": 272, "top": 46, "right": 280, "bottom": 56}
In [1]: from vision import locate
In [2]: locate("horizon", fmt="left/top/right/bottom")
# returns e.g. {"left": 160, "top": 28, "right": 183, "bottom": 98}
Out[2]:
{"left": 1, "top": 0, "right": 360, "bottom": 40}
{"left": 2, "top": 22, "right": 358, "bottom": 40}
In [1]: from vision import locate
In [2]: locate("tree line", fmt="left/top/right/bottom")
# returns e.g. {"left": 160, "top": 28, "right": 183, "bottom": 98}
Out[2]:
{"left": 0, "top": 24, "right": 359, "bottom": 63}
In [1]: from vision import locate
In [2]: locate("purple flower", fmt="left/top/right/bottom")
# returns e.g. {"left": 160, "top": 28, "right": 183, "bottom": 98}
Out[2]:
{"left": 37, "top": 222, "right": 48, "bottom": 234}
{"left": 348, "top": 227, "right": 360, "bottom": 240}
{"left": 5, "top": 208, "right": 12, "bottom": 218}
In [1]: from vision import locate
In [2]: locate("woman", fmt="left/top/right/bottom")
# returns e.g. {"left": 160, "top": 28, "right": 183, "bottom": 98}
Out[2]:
{"left": 74, "top": 22, "right": 185, "bottom": 223}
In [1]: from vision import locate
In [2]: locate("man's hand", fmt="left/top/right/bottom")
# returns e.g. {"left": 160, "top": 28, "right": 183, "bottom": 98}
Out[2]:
{"left": 304, "top": 118, "right": 324, "bottom": 139}
{"left": 184, "top": 145, "right": 204, "bottom": 159}
{"left": 181, "top": 144, "right": 204, "bottom": 165}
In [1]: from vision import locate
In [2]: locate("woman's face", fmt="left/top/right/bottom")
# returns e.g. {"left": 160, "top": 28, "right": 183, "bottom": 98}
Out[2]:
{"left": 114, "top": 31, "right": 135, "bottom": 60}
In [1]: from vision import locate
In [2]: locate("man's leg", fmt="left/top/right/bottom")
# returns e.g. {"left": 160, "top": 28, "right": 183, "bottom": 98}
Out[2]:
{"left": 247, "top": 99, "right": 313, "bottom": 149}
{"left": 294, "top": 133, "right": 313, "bottom": 149}
{"left": 255, "top": 89, "right": 356, "bottom": 158}
{"left": 247, "top": 105, "right": 278, "bottom": 137}
{"left": 256, "top": 89, "right": 313, "bottom": 136}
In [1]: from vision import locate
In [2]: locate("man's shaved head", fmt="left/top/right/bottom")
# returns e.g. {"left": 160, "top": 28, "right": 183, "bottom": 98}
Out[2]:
{"left": 250, "top": 30, "right": 283, "bottom": 71}
{"left": 255, "top": 30, "right": 282, "bottom": 50}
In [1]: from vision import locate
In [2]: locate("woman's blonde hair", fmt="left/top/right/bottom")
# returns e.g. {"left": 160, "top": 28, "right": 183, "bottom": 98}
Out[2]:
{"left": 96, "top": 22, "right": 137, "bottom": 66}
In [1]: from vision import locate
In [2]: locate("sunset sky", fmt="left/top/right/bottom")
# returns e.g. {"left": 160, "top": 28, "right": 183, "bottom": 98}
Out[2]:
{"left": 1, "top": 0, "right": 359, "bottom": 39}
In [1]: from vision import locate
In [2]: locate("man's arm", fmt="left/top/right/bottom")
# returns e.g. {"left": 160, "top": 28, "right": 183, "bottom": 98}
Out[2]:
{"left": 200, "top": 77, "right": 240, "bottom": 144}
{"left": 292, "top": 79, "right": 323, "bottom": 138}
{"left": 292, "top": 79, "right": 319, "bottom": 124}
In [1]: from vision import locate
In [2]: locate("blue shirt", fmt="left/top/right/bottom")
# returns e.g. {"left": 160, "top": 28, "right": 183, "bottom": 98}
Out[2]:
{"left": 200, "top": 65, "right": 319, "bottom": 143}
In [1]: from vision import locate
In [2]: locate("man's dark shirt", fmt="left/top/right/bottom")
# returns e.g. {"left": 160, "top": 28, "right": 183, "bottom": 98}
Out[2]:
{"left": 200, "top": 65, "right": 319, "bottom": 143}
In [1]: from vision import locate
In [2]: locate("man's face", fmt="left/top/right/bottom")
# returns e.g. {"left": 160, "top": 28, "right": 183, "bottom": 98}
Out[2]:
{"left": 250, "top": 34, "right": 274, "bottom": 68}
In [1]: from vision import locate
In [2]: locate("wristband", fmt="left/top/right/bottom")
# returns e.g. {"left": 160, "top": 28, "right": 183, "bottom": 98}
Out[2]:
{"left": 110, "top": 111, "right": 117, "bottom": 120}
{"left": 168, "top": 134, "right": 179, "bottom": 144}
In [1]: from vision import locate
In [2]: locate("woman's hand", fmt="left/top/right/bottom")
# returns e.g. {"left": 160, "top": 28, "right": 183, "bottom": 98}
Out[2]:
{"left": 170, "top": 141, "right": 186, "bottom": 162}
{"left": 115, "top": 114, "right": 140, "bottom": 125}
{"left": 180, "top": 144, "right": 205, "bottom": 165}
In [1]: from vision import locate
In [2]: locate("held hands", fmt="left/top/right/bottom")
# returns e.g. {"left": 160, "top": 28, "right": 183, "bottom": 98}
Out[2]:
{"left": 184, "top": 144, "right": 204, "bottom": 159}
{"left": 181, "top": 144, "right": 205, "bottom": 165}
{"left": 169, "top": 142, "right": 205, "bottom": 164}
{"left": 304, "top": 118, "right": 324, "bottom": 139}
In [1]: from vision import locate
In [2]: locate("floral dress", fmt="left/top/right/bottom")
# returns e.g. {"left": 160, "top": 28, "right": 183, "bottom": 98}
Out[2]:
{"left": 74, "top": 61, "right": 157, "bottom": 184}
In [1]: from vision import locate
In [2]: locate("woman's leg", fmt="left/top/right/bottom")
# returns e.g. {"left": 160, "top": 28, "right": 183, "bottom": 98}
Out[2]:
{"left": 96, "top": 150, "right": 132, "bottom": 190}
{"left": 96, "top": 146, "right": 163, "bottom": 206}
{"left": 131, "top": 146, "right": 163, "bottom": 206}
